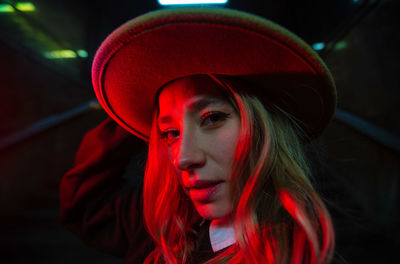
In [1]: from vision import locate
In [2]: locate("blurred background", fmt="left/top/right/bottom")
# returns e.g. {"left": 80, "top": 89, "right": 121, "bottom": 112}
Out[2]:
{"left": 0, "top": 0, "right": 398, "bottom": 263}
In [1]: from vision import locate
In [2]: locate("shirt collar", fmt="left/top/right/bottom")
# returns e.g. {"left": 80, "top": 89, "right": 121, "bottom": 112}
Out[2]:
{"left": 209, "top": 220, "right": 236, "bottom": 252}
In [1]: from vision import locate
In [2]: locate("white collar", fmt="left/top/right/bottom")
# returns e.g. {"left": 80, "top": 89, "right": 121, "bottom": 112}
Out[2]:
{"left": 209, "top": 220, "right": 236, "bottom": 252}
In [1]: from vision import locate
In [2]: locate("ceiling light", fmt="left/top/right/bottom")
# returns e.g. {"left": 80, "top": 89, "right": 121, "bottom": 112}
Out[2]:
{"left": 0, "top": 4, "right": 14, "bottom": 13}
{"left": 44, "top": 50, "right": 77, "bottom": 59}
{"left": 15, "top": 2, "right": 35, "bottom": 11}
{"left": 0, "top": 2, "right": 35, "bottom": 13}
{"left": 334, "top": 41, "right": 348, "bottom": 51}
{"left": 43, "top": 50, "right": 89, "bottom": 59}
{"left": 312, "top": 42, "right": 325, "bottom": 51}
{"left": 158, "top": 0, "right": 228, "bottom": 5}
{"left": 77, "top": 49, "right": 88, "bottom": 58}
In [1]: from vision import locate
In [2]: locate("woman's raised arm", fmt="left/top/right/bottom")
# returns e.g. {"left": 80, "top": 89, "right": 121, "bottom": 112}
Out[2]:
{"left": 59, "top": 117, "right": 153, "bottom": 262}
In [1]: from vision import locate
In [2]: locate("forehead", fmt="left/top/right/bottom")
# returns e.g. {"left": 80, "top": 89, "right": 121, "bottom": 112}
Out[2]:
{"left": 158, "top": 75, "right": 230, "bottom": 110}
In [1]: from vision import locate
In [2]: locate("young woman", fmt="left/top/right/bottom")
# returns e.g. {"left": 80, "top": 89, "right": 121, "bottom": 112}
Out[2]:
{"left": 61, "top": 8, "right": 338, "bottom": 264}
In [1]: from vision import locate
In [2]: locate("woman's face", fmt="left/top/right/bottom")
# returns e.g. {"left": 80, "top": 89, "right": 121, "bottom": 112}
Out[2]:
{"left": 157, "top": 76, "right": 241, "bottom": 220}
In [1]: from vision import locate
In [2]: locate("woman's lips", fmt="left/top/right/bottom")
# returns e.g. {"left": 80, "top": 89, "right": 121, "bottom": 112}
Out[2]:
{"left": 187, "top": 180, "right": 224, "bottom": 202}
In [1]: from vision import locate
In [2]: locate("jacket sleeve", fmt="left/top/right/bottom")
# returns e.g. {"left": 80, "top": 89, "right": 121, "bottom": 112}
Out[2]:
{"left": 59, "top": 117, "right": 153, "bottom": 260}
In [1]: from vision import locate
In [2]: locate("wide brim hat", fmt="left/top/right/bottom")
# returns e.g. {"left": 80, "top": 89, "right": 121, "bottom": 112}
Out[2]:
{"left": 92, "top": 7, "right": 336, "bottom": 141}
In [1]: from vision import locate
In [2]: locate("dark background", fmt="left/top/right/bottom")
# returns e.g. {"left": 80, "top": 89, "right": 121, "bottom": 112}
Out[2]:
{"left": 0, "top": 0, "right": 398, "bottom": 263}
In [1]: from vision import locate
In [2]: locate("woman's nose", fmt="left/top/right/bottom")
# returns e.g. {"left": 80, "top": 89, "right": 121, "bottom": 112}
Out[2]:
{"left": 174, "top": 128, "right": 205, "bottom": 171}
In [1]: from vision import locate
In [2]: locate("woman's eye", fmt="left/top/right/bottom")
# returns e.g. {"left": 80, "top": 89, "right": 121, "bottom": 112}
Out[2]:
{"left": 200, "top": 111, "right": 230, "bottom": 127}
{"left": 160, "top": 130, "right": 180, "bottom": 144}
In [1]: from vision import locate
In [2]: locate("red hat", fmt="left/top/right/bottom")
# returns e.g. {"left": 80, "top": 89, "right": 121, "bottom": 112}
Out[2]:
{"left": 92, "top": 8, "right": 336, "bottom": 141}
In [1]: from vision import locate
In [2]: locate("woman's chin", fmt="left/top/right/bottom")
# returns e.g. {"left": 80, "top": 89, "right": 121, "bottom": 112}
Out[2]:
{"left": 193, "top": 200, "right": 232, "bottom": 220}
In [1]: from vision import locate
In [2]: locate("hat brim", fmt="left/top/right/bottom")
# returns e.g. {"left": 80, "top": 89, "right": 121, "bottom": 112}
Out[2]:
{"left": 92, "top": 8, "right": 336, "bottom": 141}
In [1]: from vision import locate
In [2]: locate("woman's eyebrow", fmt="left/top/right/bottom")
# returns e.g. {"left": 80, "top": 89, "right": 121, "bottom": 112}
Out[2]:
{"left": 158, "top": 97, "right": 226, "bottom": 125}
{"left": 186, "top": 97, "right": 223, "bottom": 113}
{"left": 158, "top": 115, "right": 172, "bottom": 125}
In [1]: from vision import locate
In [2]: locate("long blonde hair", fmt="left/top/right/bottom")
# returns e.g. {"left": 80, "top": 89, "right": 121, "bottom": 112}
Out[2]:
{"left": 143, "top": 75, "right": 335, "bottom": 263}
